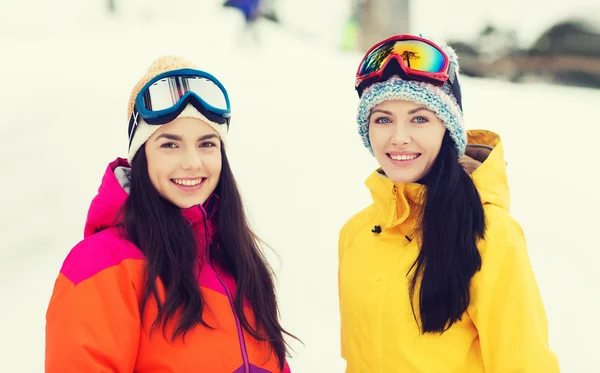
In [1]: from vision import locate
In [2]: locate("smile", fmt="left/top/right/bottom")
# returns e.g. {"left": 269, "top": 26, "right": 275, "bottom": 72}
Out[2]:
{"left": 388, "top": 153, "right": 421, "bottom": 161}
{"left": 171, "top": 178, "right": 206, "bottom": 187}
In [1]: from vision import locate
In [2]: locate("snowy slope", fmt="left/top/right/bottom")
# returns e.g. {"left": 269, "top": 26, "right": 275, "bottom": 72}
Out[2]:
{"left": 1, "top": 1, "right": 600, "bottom": 372}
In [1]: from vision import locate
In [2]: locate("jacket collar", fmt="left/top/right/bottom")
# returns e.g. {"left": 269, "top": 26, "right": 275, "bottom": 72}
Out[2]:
{"left": 365, "top": 170, "right": 424, "bottom": 235}
{"left": 85, "top": 158, "right": 219, "bottom": 244}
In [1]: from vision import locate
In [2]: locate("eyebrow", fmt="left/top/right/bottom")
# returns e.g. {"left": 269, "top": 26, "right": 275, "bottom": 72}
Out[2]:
{"left": 370, "top": 109, "right": 393, "bottom": 116}
{"left": 370, "top": 106, "right": 431, "bottom": 117}
{"left": 155, "top": 133, "right": 219, "bottom": 142}
{"left": 407, "top": 106, "right": 431, "bottom": 114}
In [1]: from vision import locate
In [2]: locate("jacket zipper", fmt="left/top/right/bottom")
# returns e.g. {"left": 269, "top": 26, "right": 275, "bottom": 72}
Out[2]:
{"left": 199, "top": 206, "right": 251, "bottom": 373}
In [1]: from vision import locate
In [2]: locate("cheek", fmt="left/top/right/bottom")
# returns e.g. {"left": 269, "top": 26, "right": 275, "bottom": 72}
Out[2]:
{"left": 368, "top": 125, "right": 385, "bottom": 150}
{"left": 205, "top": 152, "right": 223, "bottom": 176}
{"left": 148, "top": 156, "right": 170, "bottom": 177}
{"left": 146, "top": 150, "right": 178, "bottom": 183}
{"left": 422, "top": 123, "right": 446, "bottom": 154}
{"left": 145, "top": 148, "right": 160, "bottom": 180}
{"left": 144, "top": 159, "right": 164, "bottom": 194}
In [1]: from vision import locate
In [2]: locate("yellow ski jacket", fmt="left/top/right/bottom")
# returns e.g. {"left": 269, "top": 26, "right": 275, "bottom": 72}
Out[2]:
{"left": 338, "top": 130, "right": 559, "bottom": 372}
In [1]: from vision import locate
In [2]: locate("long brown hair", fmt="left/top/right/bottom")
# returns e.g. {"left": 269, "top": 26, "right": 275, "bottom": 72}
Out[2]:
{"left": 122, "top": 143, "right": 295, "bottom": 368}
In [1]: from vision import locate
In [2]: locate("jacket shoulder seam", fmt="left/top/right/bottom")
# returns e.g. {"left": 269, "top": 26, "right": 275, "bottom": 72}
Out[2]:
{"left": 61, "top": 230, "right": 144, "bottom": 286}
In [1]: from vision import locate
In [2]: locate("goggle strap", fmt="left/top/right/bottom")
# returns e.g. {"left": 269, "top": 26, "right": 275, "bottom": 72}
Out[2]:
{"left": 447, "top": 62, "right": 456, "bottom": 85}
{"left": 128, "top": 110, "right": 139, "bottom": 147}
{"left": 447, "top": 63, "right": 464, "bottom": 110}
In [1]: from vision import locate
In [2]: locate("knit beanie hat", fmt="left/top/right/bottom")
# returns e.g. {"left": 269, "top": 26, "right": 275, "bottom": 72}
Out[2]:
{"left": 356, "top": 39, "right": 466, "bottom": 157}
{"left": 127, "top": 56, "right": 229, "bottom": 165}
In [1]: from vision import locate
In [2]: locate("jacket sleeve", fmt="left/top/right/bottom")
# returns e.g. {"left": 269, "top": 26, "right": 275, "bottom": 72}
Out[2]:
{"left": 45, "top": 248, "right": 141, "bottom": 373}
{"left": 468, "top": 207, "right": 560, "bottom": 373}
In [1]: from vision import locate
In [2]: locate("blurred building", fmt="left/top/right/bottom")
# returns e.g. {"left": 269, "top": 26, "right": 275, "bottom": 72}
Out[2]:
{"left": 346, "top": 0, "right": 410, "bottom": 52}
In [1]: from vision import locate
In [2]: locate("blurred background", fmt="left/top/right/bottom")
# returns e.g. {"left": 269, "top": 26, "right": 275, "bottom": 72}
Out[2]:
{"left": 344, "top": 0, "right": 600, "bottom": 89}
{"left": 1, "top": 0, "right": 599, "bottom": 372}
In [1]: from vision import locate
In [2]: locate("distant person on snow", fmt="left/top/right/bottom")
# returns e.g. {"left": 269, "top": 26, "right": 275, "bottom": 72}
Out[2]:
{"left": 223, "top": 0, "right": 280, "bottom": 43}
{"left": 223, "top": 0, "right": 261, "bottom": 25}
{"left": 338, "top": 34, "right": 560, "bottom": 372}
{"left": 223, "top": 0, "right": 261, "bottom": 42}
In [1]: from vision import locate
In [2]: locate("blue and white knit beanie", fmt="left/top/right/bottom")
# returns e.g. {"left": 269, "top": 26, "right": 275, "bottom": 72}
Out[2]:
{"left": 357, "top": 39, "right": 466, "bottom": 157}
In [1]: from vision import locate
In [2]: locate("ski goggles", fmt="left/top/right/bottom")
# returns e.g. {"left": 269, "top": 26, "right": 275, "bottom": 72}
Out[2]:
{"left": 128, "top": 68, "right": 231, "bottom": 142}
{"left": 355, "top": 35, "right": 458, "bottom": 99}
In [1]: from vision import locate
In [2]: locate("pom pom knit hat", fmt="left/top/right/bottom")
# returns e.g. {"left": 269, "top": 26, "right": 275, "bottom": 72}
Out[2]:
{"left": 356, "top": 38, "right": 466, "bottom": 157}
{"left": 126, "top": 56, "right": 228, "bottom": 165}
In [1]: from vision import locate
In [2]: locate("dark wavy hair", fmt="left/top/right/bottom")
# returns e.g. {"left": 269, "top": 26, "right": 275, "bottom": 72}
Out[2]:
{"left": 409, "top": 132, "right": 486, "bottom": 333}
{"left": 121, "top": 143, "right": 295, "bottom": 368}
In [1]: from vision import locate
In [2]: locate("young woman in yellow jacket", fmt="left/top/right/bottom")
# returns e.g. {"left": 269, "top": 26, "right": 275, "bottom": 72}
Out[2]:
{"left": 338, "top": 34, "right": 560, "bottom": 372}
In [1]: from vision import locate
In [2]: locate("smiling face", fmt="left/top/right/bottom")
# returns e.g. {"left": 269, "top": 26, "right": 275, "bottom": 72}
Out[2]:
{"left": 368, "top": 99, "right": 446, "bottom": 183}
{"left": 145, "top": 117, "right": 222, "bottom": 208}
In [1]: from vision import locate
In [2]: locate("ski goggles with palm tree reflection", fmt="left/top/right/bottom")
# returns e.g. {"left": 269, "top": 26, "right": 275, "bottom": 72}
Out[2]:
{"left": 128, "top": 68, "right": 231, "bottom": 143}
{"left": 354, "top": 34, "right": 461, "bottom": 106}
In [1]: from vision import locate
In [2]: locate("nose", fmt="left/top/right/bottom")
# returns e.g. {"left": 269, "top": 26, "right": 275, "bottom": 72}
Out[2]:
{"left": 180, "top": 147, "right": 204, "bottom": 171}
{"left": 391, "top": 123, "right": 412, "bottom": 146}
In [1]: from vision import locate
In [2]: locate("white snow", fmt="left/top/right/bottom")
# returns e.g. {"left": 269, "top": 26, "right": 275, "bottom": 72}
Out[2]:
{"left": 1, "top": 1, "right": 599, "bottom": 372}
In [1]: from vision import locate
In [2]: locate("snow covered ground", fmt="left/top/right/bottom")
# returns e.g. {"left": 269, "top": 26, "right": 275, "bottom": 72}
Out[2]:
{"left": 1, "top": 1, "right": 599, "bottom": 372}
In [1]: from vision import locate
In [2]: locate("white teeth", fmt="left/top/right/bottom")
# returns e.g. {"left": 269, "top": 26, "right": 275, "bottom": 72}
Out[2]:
{"left": 173, "top": 178, "right": 203, "bottom": 186}
{"left": 390, "top": 154, "right": 418, "bottom": 161}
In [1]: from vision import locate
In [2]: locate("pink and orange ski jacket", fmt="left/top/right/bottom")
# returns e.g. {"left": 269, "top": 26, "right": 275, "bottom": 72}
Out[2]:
{"left": 46, "top": 158, "right": 290, "bottom": 373}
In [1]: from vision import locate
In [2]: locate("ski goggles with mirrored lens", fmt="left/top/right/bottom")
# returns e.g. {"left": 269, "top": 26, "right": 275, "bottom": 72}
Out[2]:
{"left": 128, "top": 68, "right": 231, "bottom": 141}
{"left": 355, "top": 35, "right": 458, "bottom": 98}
